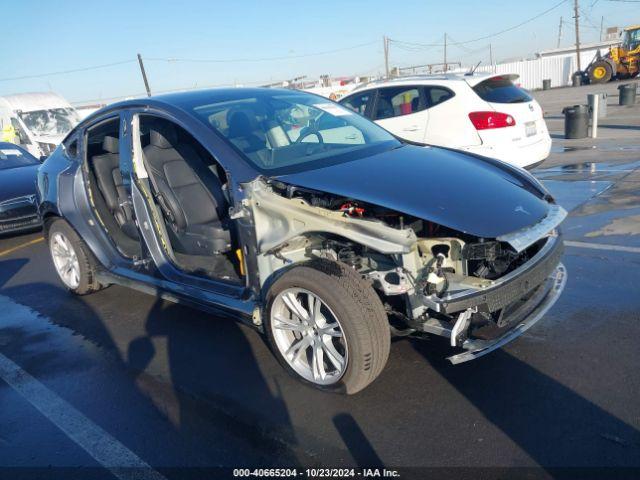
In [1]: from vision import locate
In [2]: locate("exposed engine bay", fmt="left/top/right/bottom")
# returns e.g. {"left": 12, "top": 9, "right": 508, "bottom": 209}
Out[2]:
{"left": 245, "top": 178, "right": 565, "bottom": 350}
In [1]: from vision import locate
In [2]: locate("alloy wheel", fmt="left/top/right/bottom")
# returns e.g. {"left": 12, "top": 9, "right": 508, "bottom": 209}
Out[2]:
{"left": 270, "top": 288, "right": 348, "bottom": 385}
{"left": 50, "top": 232, "right": 81, "bottom": 289}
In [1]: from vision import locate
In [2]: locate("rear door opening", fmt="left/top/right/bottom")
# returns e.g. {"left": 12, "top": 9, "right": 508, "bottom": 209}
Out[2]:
{"left": 83, "top": 115, "right": 142, "bottom": 260}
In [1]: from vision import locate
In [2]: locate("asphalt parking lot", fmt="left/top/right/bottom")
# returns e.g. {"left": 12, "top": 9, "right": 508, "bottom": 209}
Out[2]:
{"left": 0, "top": 81, "right": 639, "bottom": 479}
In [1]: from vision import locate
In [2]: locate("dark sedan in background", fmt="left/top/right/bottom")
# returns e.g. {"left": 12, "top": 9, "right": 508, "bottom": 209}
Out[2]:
{"left": 0, "top": 142, "right": 42, "bottom": 235}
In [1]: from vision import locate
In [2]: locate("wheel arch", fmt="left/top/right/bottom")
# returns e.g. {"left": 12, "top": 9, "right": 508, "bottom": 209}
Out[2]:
{"left": 43, "top": 215, "right": 108, "bottom": 272}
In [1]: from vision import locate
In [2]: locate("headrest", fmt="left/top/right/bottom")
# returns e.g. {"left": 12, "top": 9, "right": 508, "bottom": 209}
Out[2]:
{"left": 227, "top": 109, "right": 258, "bottom": 138}
{"left": 149, "top": 124, "right": 178, "bottom": 149}
{"left": 102, "top": 136, "right": 119, "bottom": 154}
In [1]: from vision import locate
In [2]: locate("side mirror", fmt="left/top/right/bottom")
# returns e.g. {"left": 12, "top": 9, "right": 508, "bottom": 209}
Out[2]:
{"left": 39, "top": 155, "right": 48, "bottom": 162}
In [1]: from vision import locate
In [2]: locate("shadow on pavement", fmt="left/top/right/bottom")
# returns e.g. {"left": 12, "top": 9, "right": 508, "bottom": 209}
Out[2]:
{"left": 600, "top": 124, "right": 640, "bottom": 131}
{"left": 0, "top": 258, "right": 29, "bottom": 289}
{"left": 411, "top": 339, "right": 640, "bottom": 469}
{"left": 333, "top": 413, "right": 383, "bottom": 468}
{"left": 127, "top": 299, "right": 300, "bottom": 463}
{"left": 0, "top": 255, "right": 300, "bottom": 469}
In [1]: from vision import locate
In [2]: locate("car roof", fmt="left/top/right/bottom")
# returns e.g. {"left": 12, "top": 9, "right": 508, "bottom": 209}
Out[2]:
{"left": 349, "top": 72, "right": 519, "bottom": 92}
{"left": 79, "top": 87, "right": 309, "bottom": 125}
{"left": 0, "top": 92, "right": 72, "bottom": 112}
{"left": 109, "top": 87, "right": 298, "bottom": 109}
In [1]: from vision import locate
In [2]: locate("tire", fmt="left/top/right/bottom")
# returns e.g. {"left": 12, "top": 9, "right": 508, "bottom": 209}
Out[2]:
{"left": 46, "top": 218, "right": 104, "bottom": 295}
{"left": 588, "top": 60, "right": 613, "bottom": 84}
{"left": 264, "top": 259, "right": 390, "bottom": 395}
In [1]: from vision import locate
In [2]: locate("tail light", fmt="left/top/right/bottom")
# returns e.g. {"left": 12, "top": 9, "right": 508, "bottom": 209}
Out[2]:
{"left": 468, "top": 111, "right": 516, "bottom": 130}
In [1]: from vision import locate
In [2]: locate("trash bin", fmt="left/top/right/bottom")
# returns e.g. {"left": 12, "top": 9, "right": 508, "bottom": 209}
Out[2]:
{"left": 618, "top": 83, "right": 637, "bottom": 106}
{"left": 572, "top": 72, "right": 582, "bottom": 87}
{"left": 543, "top": 79, "right": 551, "bottom": 90}
{"left": 562, "top": 105, "right": 590, "bottom": 139}
{"left": 588, "top": 93, "right": 607, "bottom": 119}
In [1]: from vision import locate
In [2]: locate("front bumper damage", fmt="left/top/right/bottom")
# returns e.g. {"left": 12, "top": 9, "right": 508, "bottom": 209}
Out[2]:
{"left": 448, "top": 262, "right": 566, "bottom": 364}
{"left": 415, "top": 234, "right": 566, "bottom": 364}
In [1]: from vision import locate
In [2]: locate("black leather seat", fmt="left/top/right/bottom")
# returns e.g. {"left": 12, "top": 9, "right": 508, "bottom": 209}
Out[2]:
{"left": 92, "top": 136, "right": 138, "bottom": 239}
{"left": 411, "top": 97, "right": 420, "bottom": 113}
{"left": 143, "top": 123, "right": 231, "bottom": 255}
{"left": 227, "top": 110, "right": 266, "bottom": 153}
{"left": 375, "top": 98, "right": 395, "bottom": 119}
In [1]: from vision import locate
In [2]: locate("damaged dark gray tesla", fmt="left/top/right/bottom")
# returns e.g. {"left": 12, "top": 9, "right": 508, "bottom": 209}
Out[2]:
{"left": 37, "top": 88, "right": 566, "bottom": 394}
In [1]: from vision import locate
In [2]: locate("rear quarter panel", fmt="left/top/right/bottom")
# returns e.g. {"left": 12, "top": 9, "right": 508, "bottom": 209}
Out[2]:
{"left": 37, "top": 147, "right": 116, "bottom": 270}
{"left": 36, "top": 149, "right": 68, "bottom": 219}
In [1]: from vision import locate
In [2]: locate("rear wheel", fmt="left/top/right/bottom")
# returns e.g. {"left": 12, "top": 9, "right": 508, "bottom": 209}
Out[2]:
{"left": 265, "top": 259, "right": 390, "bottom": 394}
{"left": 588, "top": 61, "right": 613, "bottom": 84}
{"left": 47, "top": 219, "right": 104, "bottom": 295}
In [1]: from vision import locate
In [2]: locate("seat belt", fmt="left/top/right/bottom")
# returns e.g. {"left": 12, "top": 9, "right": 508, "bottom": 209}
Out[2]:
{"left": 145, "top": 166, "right": 177, "bottom": 227}
{"left": 115, "top": 185, "right": 135, "bottom": 224}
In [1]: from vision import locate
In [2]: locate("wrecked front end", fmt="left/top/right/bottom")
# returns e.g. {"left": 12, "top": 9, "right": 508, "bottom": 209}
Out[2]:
{"left": 244, "top": 178, "right": 566, "bottom": 364}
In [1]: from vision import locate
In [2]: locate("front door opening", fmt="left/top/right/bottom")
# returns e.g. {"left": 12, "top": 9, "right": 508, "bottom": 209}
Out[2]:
{"left": 136, "top": 115, "right": 241, "bottom": 283}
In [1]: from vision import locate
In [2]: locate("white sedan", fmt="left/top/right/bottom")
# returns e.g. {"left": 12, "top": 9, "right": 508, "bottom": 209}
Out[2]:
{"left": 339, "top": 73, "right": 551, "bottom": 170}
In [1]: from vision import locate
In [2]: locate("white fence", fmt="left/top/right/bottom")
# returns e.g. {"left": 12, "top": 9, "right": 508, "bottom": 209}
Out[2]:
{"left": 452, "top": 50, "right": 602, "bottom": 90}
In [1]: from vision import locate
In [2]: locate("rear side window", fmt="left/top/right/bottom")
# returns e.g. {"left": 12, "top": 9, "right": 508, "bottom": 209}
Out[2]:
{"left": 424, "top": 86, "right": 455, "bottom": 108}
{"left": 341, "top": 92, "right": 371, "bottom": 116}
{"left": 473, "top": 77, "right": 532, "bottom": 104}
{"left": 374, "top": 86, "right": 423, "bottom": 120}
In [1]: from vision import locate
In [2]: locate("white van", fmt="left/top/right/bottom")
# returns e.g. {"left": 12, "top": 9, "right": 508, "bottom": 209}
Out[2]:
{"left": 0, "top": 92, "right": 80, "bottom": 158}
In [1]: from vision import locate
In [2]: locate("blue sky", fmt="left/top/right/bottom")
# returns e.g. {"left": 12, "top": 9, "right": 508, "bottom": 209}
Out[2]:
{"left": 1, "top": 0, "right": 636, "bottom": 103}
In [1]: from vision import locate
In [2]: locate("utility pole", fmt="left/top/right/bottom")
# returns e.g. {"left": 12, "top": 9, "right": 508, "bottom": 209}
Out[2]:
{"left": 599, "top": 15, "right": 604, "bottom": 41}
{"left": 573, "top": 0, "right": 582, "bottom": 72}
{"left": 137, "top": 53, "right": 152, "bottom": 97}
{"left": 557, "top": 16, "right": 563, "bottom": 48}
{"left": 443, "top": 33, "right": 447, "bottom": 72}
{"left": 383, "top": 36, "right": 390, "bottom": 78}
{"left": 489, "top": 43, "right": 494, "bottom": 72}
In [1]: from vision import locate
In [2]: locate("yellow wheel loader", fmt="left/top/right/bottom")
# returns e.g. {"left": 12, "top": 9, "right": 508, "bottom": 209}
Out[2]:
{"left": 587, "top": 25, "right": 640, "bottom": 84}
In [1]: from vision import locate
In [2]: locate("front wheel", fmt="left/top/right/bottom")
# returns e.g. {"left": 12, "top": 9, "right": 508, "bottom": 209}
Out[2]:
{"left": 265, "top": 259, "right": 390, "bottom": 394}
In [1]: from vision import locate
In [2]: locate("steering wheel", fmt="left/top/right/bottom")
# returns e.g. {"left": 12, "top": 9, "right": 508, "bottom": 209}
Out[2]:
{"left": 295, "top": 125, "right": 324, "bottom": 144}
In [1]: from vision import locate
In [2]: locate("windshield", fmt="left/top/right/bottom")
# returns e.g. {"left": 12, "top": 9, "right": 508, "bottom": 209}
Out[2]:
{"left": 18, "top": 108, "right": 79, "bottom": 137}
{"left": 0, "top": 145, "right": 39, "bottom": 169}
{"left": 188, "top": 90, "right": 401, "bottom": 174}
{"left": 623, "top": 29, "right": 640, "bottom": 49}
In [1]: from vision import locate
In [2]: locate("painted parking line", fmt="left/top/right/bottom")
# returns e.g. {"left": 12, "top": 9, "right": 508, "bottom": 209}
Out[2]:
{"left": 0, "top": 297, "right": 166, "bottom": 480}
{"left": 0, "top": 236, "right": 44, "bottom": 258}
{"left": 565, "top": 240, "right": 640, "bottom": 254}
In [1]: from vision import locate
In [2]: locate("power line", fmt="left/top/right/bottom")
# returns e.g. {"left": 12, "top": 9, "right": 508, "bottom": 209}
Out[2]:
{"left": 390, "top": 2, "right": 570, "bottom": 69}
{"left": 0, "top": 60, "right": 136, "bottom": 82}
{"left": 579, "top": 6, "right": 600, "bottom": 29}
{"left": 0, "top": 40, "right": 377, "bottom": 84}
{"left": 389, "top": 0, "right": 569, "bottom": 49}
{"left": 446, "top": 34, "right": 474, "bottom": 53}
{"left": 147, "top": 41, "right": 377, "bottom": 64}
{"left": 389, "top": 39, "right": 443, "bottom": 49}
{"left": 455, "top": 0, "right": 570, "bottom": 44}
